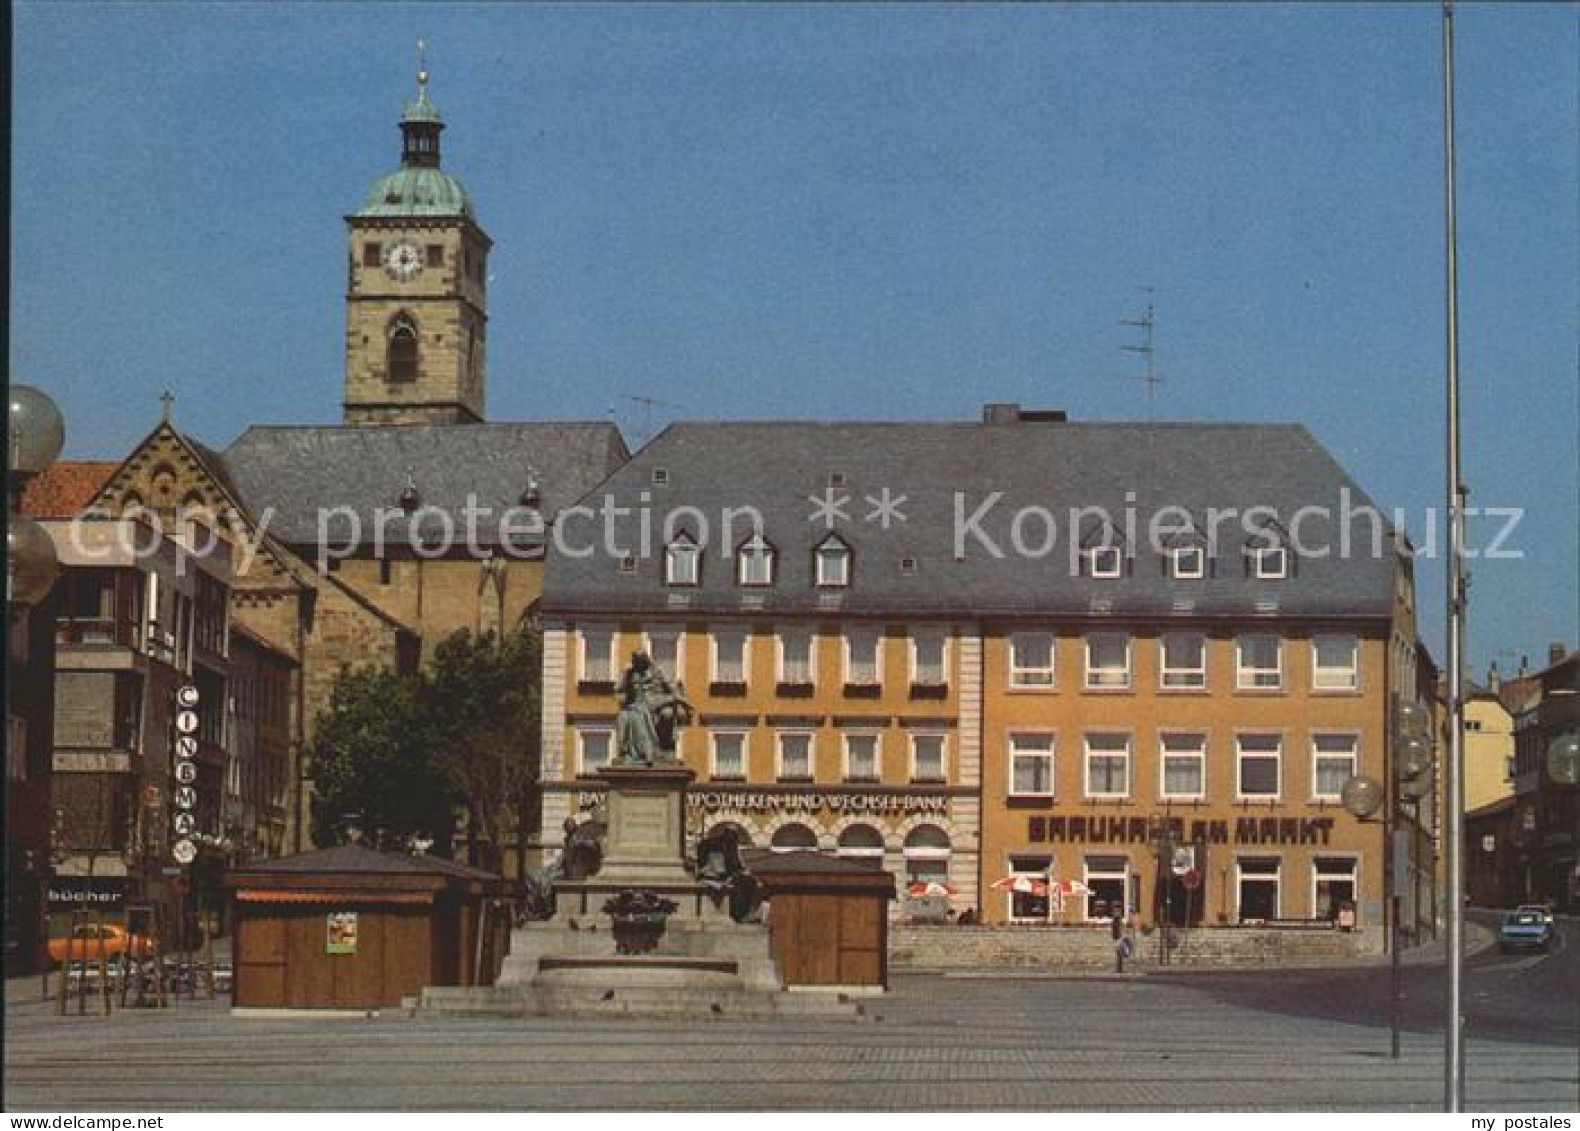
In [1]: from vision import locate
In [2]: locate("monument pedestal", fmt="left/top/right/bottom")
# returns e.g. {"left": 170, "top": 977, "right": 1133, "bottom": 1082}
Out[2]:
{"left": 417, "top": 763, "right": 864, "bottom": 1020}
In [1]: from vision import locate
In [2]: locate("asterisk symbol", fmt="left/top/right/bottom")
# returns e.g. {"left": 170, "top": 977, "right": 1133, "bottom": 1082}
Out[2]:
{"left": 806, "top": 488, "right": 852, "bottom": 529}
{"left": 864, "top": 487, "right": 908, "bottom": 529}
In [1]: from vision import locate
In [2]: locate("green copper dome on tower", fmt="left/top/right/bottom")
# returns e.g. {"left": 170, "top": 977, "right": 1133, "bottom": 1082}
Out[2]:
{"left": 354, "top": 48, "right": 474, "bottom": 220}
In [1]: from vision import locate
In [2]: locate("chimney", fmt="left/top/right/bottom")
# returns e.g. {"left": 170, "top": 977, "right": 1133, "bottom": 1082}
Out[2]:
{"left": 1549, "top": 642, "right": 1568, "bottom": 667}
{"left": 982, "top": 403, "right": 1068, "bottom": 425}
{"left": 1519, "top": 654, "right": 1530, "bottom": 676}
{"left": 1487, "top": 661, "right": 1501, "bottom": 694}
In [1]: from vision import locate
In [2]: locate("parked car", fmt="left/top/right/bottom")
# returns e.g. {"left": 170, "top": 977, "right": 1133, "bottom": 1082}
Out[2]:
{"left": 1499, "top": 909, "right": 1554, "bottom": 953}
{"left": 46, "top": 924, "right": 157, "bottom": 966}
{"left": 1516, "top": 903, "right": 1556, "bottom": 927}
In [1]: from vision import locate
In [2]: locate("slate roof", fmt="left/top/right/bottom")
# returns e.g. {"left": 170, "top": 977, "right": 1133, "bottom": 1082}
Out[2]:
{"left": 18, "top": 462, "right": 118, "bottom": 518}
{"left": 220, "top": 423, "right": 629, "bottom": 548}
{"left": 541, "top": 419, "right": 1400, "bottom": 622}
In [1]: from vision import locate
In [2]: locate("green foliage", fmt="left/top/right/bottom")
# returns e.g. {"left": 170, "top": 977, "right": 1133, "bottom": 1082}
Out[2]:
{"left": 307, "top": 626, "right": 542, "bottom": 860}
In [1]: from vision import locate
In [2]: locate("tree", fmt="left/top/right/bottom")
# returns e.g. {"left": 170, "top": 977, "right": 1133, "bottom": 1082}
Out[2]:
{"left": 305, "top": 626, "right": 543, "bottom": 872}
{"left": 426, "top": 627, "right": 541, "bottom": 875}
{"left": 306, "top": 665, "right": 457, "bottom": 852}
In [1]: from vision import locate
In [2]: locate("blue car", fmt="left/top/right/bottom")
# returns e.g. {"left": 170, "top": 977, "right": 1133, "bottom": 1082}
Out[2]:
{"left": 1499, "top": 909, "right": 1554, "bottom": 953}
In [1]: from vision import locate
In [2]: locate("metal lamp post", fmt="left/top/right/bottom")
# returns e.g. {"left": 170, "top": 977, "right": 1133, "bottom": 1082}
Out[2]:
{"left": 1341, "top": 771, "right": 1400, "bottom": 1058}
{"left": 7, "top": 384, "right": 65, "bottom": 987}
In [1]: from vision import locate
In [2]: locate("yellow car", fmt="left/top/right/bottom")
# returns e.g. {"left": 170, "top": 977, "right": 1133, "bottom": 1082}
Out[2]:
{"left": 47, "top": 923, "right": 157, "bottom": 965}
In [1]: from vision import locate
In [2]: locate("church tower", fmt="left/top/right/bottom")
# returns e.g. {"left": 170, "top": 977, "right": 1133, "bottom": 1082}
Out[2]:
{"left": 343, "top": 55, "right": 490, "bottom": 426}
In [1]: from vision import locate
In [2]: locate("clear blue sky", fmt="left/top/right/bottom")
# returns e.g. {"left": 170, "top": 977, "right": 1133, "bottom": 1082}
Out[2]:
{"left": 11, "top": 2, "right": 1578, "bottom": 677}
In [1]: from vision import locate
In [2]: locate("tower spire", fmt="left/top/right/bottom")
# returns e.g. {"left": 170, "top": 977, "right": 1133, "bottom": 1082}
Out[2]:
{"left": 400, "top": 37, "right": 444, "bottom": 168}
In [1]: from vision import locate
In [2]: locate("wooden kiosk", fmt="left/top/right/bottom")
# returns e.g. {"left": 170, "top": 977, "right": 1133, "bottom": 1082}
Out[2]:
{"left": 224, "top": 845, "right": 508, "bottom": 1011}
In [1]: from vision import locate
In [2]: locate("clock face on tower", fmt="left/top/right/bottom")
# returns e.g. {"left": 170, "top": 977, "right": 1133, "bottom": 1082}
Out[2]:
{"left": 381, "top": 239, "right": 425, "bottom": 282}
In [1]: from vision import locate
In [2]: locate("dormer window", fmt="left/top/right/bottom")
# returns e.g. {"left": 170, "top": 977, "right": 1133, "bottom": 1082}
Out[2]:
{"left": 1252, "top": 545, "right": 1288, "bottom": 580}
{"left": 815, "top": 535, "right": 851, "bottom": 588}
{"left": 736, "top": 533, "right": 775, "bottom": 587}
{"left": 652, "top": 467, "right": 670, "bottom": 486}
{"left": 1085, "top": 546, "right": 1123, "bottom": 579}
{"left": 665, "top": 533, "right": 700, "bottom": 586}
{"left": 1170, "top": 546, "right": 1206, "bottom": 579}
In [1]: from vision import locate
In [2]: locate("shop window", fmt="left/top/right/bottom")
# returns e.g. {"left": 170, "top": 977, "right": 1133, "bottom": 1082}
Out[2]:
{"left": 771, "top": 823, "right": 818, "bottom": 853}
{"left": 903, "top": 824, "right": 951, "bottom": 886}
{"left": 1237, "top": 857, "right": 1281, "bottom": 922}
{"left": 1007, "top": 855, "right": 1052, "bottom": 922}
{"left": 1313, "top": 857, "right": 1357, "bottom": 922}
{"left": 837, "top": 824, "right": 885, "bottom": 869}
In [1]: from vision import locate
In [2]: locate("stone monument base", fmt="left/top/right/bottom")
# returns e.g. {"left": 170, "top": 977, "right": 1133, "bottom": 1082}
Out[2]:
{"left": 416, "top": 764, "right": 864, "bottom": 1021}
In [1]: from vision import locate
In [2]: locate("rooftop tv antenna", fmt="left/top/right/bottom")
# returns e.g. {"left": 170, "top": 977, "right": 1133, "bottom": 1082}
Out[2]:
{"left": 1120, "top": 287, "right": 1162, "bottom": 419}
{"left": 625, "top": 394, "right": 688, "bottom": 446}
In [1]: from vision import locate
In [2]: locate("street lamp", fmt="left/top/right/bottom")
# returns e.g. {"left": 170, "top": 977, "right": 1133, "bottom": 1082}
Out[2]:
{"left": 7, "top": 385, "right": 66, "bottom": 605}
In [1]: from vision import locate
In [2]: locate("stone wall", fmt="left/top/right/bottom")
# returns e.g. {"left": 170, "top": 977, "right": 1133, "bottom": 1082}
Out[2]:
{"left": 891, "top": 923, "right": 1385, "bottom": 971}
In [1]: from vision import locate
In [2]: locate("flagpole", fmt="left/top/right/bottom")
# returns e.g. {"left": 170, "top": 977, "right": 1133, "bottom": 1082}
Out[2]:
{"left": 1442, "top": 0, "right": 1469, "bottom": 1112}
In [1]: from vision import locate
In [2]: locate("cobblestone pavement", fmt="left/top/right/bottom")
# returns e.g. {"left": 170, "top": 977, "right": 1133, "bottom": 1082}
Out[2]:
{"left": 5, "top": 973, "right": 1576, "bottom": 1112}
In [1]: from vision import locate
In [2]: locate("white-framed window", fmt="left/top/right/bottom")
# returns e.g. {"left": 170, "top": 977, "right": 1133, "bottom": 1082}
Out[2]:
{"left": 911, "top": 628, "right": 948, "bottom": 686}
{"left": 736, "top": 533, "right": 775, "bottom": 586}
{"left": 843, "top": 732, "right": 881, "bottom": 782}
{"left": 1084, "top": 545, "right": 1123, "bottom": 579}
{"left": 1236, "top": 733, "right": 1282, "bottom": 799}
{"left": 1084, "top": 732, "right": 1131, "bottom": 799}
{"left": 1085, "top": 633, "right": 1131, "bottom": 689}
{"left": 645, "top": 627, "right": 683, "bottom": 684}
{"left": 577, "top": 727, "right": 613, "bottom": 774}
{"left": 903, "top": 825, "right": 951, "bottom": 886}
{"left": 1159, "top": 633, "right": 1207, "bottom": 689}
{"left": 1236, "top": 857, "right": 1281, "bottom": 922}
{"left": 1313, "top": 856, "right": 1359, "bottom": 921}
{"left": 711, "top": 627, "right": 749, "bottom": 685}
{"left": 1169, "top": 545, "right": 1206, "bottom": 579}
{"left": 845, "top": 629, "right": 882, "bottom": 686}
{"left": 1083, "top": 855, "right": 1130, "bottom": 921}
{"left": 1312, "top": 634, "right": 1360, "bottom": 691}
{"left": 664, "top": 534, "right": 699, "bottom": 586}
{"left": 1009, "top": 631, "right": 1056, "bottom": 689}
{"left": 1236, "top": 634, "right": 1282, "bottom": 690}
{"left": 1009, "top": 733, "right": 1055, "bottom": 797}
{"left": 1160, "top": 732, "right": 1207, "bottom": 800}
{"left": 836, "top": 824, "right": 885, "bottom": 868}
{"left": 579, "top": 626, "right": 615, "bottom": 683}
{"left": 777, "top": 628, "right": 814, "bottom": 686}
{"left": 1007, "top": 854, "right": 1052, "bottom": 922}
{"left": 1311, "top": 732, "right": 1359, "bottom": 800}
{"left": 1252, "top": 545, "right": 1288, "bottom": 579}
{"left": 710, "top": 730, "right": 746, "bottom": 779}
{"left": 777, "top": 731, "right": 814, "bottom": 781}
{"left": 910, "top": 732, "right": 947, "bottom": 782}
{"left": 815, "top": 535, "right": 851, "bottom": 588}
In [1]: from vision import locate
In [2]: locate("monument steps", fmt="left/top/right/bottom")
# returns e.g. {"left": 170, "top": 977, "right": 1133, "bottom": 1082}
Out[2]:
{"left": 415, "top": 983, "right": 865, "bottom": 1021}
